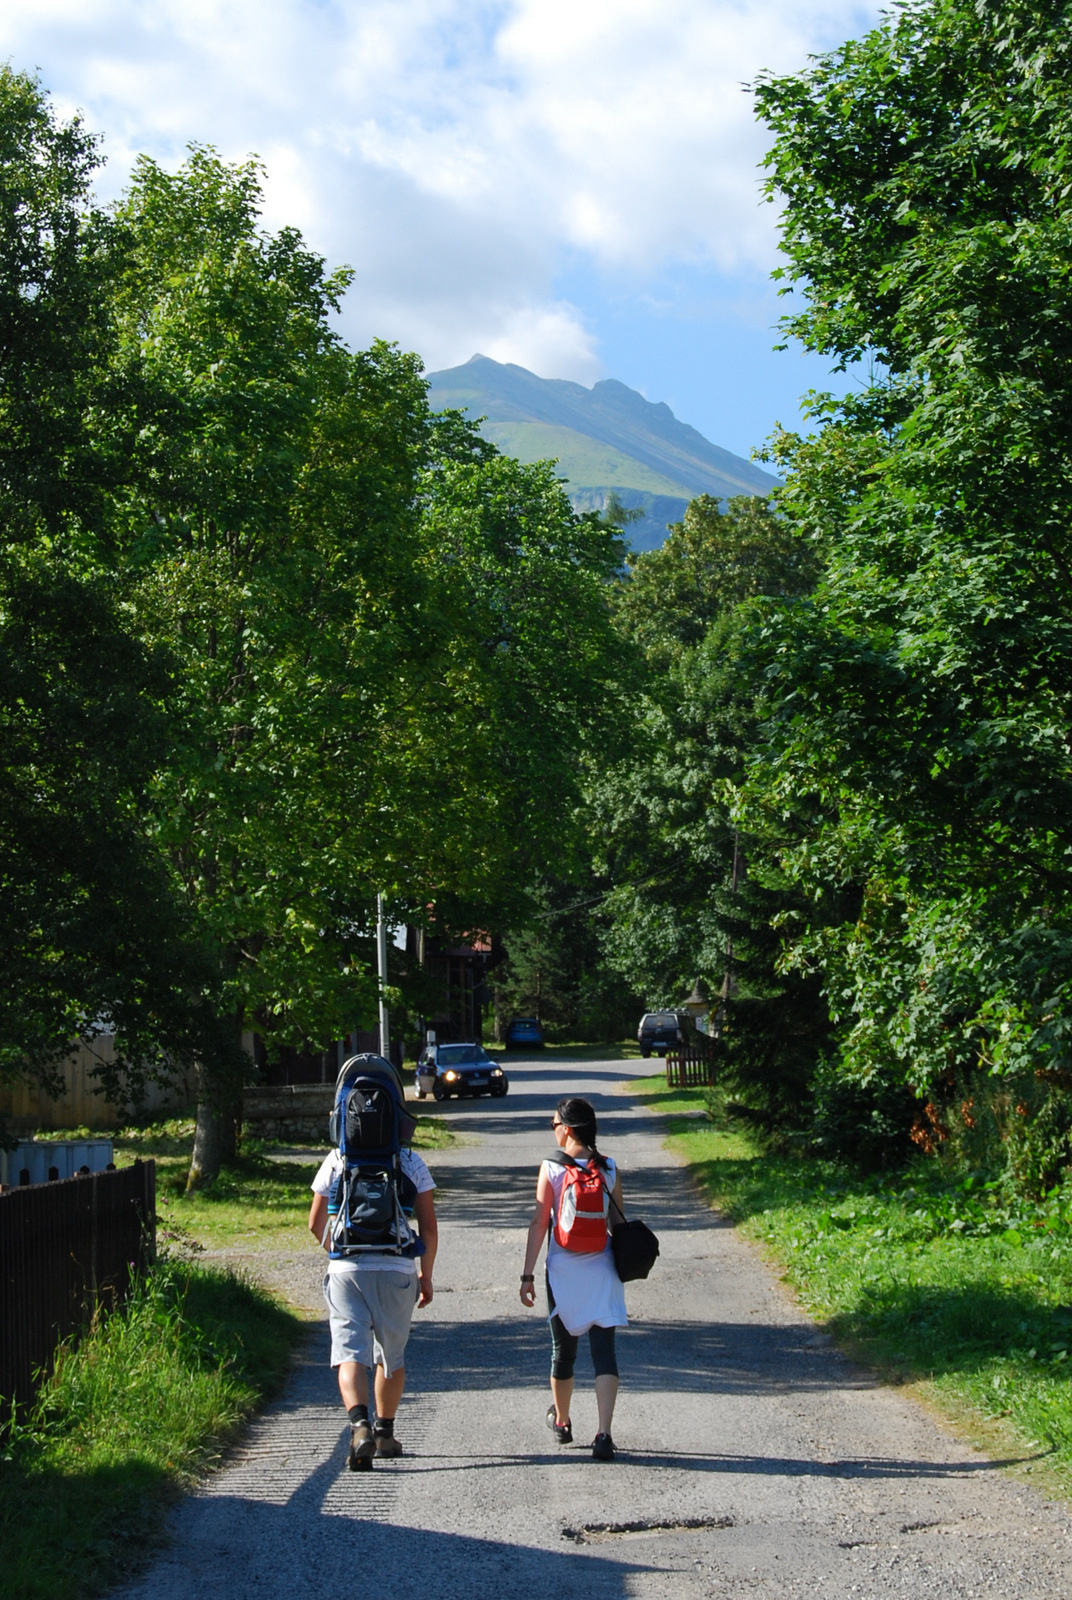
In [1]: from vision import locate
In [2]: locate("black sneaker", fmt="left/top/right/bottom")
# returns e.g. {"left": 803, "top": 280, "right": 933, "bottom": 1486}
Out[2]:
{"left": 546, "top": 1404, "right": 573, "bottom": 1444}
{"left": 591, "top": 1432, "right": 615, "bottom": 1461}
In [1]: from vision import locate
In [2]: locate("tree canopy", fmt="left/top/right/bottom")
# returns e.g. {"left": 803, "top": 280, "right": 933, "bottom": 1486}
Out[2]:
{"left": 578, "top": 1, "right": 1072, "bottom": 1181}
{"left": 747, "top": 0, "right": 1072, "bottom": 1102}
{"left": 0, "top": 76, "right": 629, "bottom": 1177}
{"left": 0, "top": 69, "right": 215, "bottom": 1093}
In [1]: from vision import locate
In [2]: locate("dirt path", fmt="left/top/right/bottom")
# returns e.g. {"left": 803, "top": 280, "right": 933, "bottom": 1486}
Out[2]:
{"left": 119, "top": 1056, "right": 1072, "bottom": 1599}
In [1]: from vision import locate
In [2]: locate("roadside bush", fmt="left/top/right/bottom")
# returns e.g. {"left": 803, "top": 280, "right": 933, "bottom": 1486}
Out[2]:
{"left": 936, "top": 1072, "right": 1072, "bottom": 1199}
{"left": 705, "top": 1054, "right": 917, "bottom": 1169}
{"left": 806, "top": 1062, "right": 919, "bottom": 1170}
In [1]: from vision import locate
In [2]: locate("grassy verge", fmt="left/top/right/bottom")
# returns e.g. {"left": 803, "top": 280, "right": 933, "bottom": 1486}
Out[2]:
{"left": 2, "top": 1106, "right": 454, "bottom": 1595}
{"left": 633, "top": 1073, "right": 1072, "bottom": 1493}
{"left": 1, "top": 1256, "right": 304, "bottom": 1600}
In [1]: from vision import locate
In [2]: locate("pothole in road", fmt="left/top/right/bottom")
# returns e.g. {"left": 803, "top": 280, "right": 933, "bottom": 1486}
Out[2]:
{"left": 563, "top": 1516, "right": 735, "bottom": 1544}
{"left": 838, "top": 1520, "right": 949, "bottom": 1549}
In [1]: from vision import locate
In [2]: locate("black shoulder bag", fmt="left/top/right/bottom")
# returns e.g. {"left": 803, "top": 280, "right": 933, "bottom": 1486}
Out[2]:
{"left": 606, "top": 1186, "right": 660, "bottom": 1283}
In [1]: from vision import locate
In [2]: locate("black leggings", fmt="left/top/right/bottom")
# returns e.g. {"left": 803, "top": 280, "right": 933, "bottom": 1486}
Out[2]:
{"left": 550, "top": 1315, "right": 618, "bottom": 1380}
{"left": 547, "top": 1277, "right": 619, "bottom": 1379}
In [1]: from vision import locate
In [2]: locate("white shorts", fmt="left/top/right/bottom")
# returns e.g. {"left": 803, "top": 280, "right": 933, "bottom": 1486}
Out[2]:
{"left": 323, "top": 1269, "right": 419, "bottom": 1376}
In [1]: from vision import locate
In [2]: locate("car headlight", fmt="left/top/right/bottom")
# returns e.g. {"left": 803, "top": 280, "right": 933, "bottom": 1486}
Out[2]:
{"left": 443, "top": 1071, "right": 458, "bottom": 1081}
{"left": 491, "top": 1067, "right": 503, "bottom": 1076}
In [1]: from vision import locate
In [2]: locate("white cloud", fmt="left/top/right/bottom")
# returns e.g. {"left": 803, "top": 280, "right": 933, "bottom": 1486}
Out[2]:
{"left": 0, "top": 0, "right": 879, "bottom": 377}
{"left": 481, "top": 301, "right": 601, "bottom": 382}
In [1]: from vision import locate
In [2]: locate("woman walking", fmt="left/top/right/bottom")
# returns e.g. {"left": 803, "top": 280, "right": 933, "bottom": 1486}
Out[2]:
{"left": 519, "top": 1096, "right": 627, "bottom": 1460}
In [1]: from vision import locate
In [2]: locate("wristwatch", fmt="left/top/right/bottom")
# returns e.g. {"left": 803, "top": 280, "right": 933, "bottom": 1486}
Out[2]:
{"left": 520, "top": 1273, "right": 534, "bottom": 1282}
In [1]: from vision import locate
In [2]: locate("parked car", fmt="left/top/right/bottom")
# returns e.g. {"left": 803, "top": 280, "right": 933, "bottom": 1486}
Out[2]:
{"left": 637, "top": 1010, "right": 697, "bottom": 1058}
{"left": 415, "top": 1042, "right": 508, "bottom": 1100}
{"left": 504, "top": 1015, "right": 545, "bottom": 1049}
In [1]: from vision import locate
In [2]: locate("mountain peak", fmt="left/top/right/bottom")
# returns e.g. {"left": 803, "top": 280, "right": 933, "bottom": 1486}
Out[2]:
{"left": 426, "top": 356, "right": 778, "bottom": 551}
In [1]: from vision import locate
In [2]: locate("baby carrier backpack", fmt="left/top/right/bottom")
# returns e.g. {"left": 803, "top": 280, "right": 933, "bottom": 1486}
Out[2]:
{"left": 547, "top": 1151, "right": 610, "bottom": 1252}
{"left": 326, "top": 1054, "right": 423, "bottom": 1260}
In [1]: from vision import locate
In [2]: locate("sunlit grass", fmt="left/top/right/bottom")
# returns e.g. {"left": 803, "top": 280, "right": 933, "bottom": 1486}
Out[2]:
{"left": 154, "top": 1152, "right": 320, "bottom": 1252}
{"left": 632, "top": 1074, "right": 1072, "bottom": 1492}
{"left": 0, "top": 1258, "right": 304, "bottom": 1600}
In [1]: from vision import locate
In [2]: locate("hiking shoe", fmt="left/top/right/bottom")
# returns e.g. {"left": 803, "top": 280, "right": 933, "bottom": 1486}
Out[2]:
{"left": 546, "top": 1404, "right": 572, "bottom": 1444}
{"left": 591, "top": 1432, "right": 616, "bottom": 1461}
{"left": 374, "top": 1428, "right": 403, "bottom": 1458}
{"left": 349, "top": 1420, "right": 375, "bottom": 1469}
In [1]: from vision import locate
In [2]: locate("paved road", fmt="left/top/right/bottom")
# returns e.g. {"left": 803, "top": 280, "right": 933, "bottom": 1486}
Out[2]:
{"left": 121, "top": 1056, "right": 1072, "bottom": 1599}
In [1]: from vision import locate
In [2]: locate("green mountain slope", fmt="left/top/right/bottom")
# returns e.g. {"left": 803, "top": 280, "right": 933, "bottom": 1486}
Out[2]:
{"left": 480, "top": 423, "right": 692, "bottom": 497}
{"left": 426, "top": 354, "right": 779, "bottom": 550}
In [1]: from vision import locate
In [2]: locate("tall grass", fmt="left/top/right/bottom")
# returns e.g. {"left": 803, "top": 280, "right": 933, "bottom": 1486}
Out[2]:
{"left": 634, "top": 1074, "right": 1072, "bottom": 1494}
{"left": 1, "top": 1256, "right": 304, "bottom": 1600}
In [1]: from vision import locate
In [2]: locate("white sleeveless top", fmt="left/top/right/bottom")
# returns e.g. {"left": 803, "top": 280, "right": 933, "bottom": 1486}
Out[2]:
{"left": 543, "top": 1156, "right": 628, "bottom": 1336}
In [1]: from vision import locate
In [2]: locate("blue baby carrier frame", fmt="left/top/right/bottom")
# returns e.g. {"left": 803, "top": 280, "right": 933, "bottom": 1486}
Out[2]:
{"left": 326, "top": 1054, "right": 423, "bottom": 1260}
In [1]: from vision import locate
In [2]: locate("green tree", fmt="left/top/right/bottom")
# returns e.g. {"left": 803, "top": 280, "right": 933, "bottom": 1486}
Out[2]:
{"left": 491, "top": 874, "right": 642, "bottom": 1044}
{"left": 0, "top": 558, "right": 228, "bottom": 1095}
{"left": 382, "top": 443, "right": 638, "bottom": 1046}
{"left": 413, "top": 442, "right": 633, "bottom": 924}
{"left": 614, "top": 494, "right": 817, "bottom": 671}
{"left": 593, "top": 495, "right": 830, "bottom": 1127}
{"left": 0, "top": 72, "right": 217, "bottom": 1112}
{"left": 108, "top": 151, "right": 445, "bottom": 1182}
{"left": 0, "top": 67, "right": 115, "bottom": 549}
{"left": 745, "top": 0, "right": 1072, "bottom": 1160}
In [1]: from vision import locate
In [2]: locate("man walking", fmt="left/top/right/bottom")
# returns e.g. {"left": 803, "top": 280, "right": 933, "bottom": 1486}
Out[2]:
{"left": 308, "top": 1057, "right": 437, "bottom": 1467}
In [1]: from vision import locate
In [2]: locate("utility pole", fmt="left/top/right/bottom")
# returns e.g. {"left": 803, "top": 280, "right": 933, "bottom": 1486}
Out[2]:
{"left": 377, "top": 894, "right": 390, "bottom": 1061}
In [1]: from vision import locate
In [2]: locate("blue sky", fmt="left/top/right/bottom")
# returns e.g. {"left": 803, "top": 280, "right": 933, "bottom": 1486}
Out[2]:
{"left": 3, "top": 0, "right": 880, "bottom": 460}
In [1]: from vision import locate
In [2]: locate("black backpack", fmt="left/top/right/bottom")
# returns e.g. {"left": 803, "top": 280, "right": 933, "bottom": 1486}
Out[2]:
{"left": 326, "top": 1055, "right": 423, "bottom": 1259}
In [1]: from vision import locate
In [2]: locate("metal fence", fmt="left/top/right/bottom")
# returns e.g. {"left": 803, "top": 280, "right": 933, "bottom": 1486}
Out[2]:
{"left": 0, "top": 1160, "right": 156, "bottom": 1413}
{"left": 666, "top": 1047, "right": 716, "bottom": 1088}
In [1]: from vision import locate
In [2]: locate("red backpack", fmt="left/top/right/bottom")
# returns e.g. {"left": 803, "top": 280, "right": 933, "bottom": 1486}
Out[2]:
{"left": 549, "top": 1154, "right": 609, "bottom": 1252}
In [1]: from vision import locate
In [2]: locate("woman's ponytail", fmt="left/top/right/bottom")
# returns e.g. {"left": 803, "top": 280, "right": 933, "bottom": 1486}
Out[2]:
{"left": 556, "top": 1096, "right": 610, "bottom": 1171}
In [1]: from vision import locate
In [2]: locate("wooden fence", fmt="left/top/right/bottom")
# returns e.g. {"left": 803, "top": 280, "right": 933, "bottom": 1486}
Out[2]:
{"left": 0, "top": 1160, "right": 156, "bottom": 1414}
{"left": 665, "top": 1046, "right": 716, "bottom": 1088}
{"left": 0, "top": 1037, "right": 194, "bottom": 1131}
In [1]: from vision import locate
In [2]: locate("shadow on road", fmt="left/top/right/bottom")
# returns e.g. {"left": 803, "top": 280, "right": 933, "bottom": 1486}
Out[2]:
{"left": 398, "top": 1447, "right": 1041, "bottom": 1479}
{"left": 179, "top": 1442, "right": 651, "bottom": 1597}
{"left": 432, "top": 1154, "right": 721, "bottom": 1235}
{"left": 176, "top": 1423, "right": 1039, "bottom": 1600}
{"left": 403, "top": 1311, "right": 887, "bottom": 1399}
